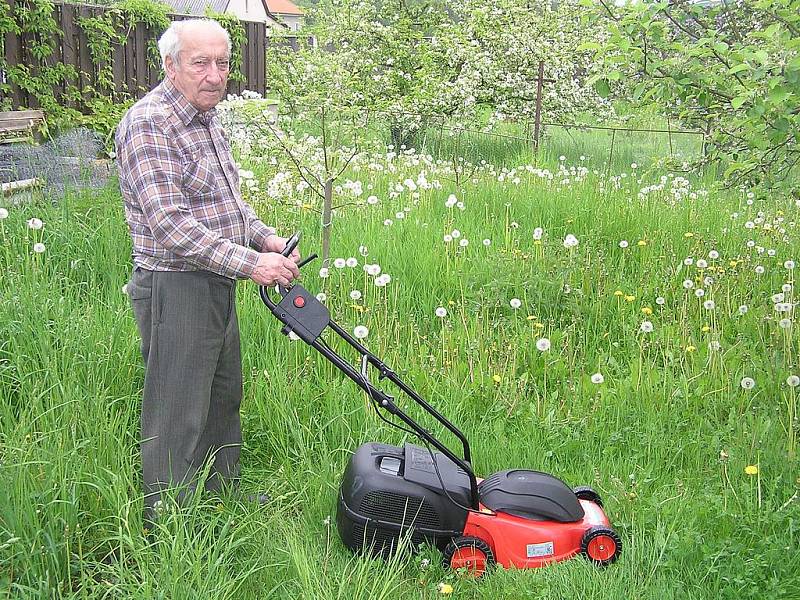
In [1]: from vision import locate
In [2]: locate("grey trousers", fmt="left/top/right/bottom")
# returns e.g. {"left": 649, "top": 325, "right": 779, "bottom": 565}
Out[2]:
{"left": 127, "top": 267, "right": 243, "bottom": 511}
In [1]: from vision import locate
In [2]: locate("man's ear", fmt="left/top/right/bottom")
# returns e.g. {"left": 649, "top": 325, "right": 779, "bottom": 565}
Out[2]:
{"left": 165, "top": 55, "right": 176, "bottom": 80}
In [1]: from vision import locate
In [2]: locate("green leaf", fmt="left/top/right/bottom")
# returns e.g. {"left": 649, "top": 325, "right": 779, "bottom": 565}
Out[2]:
{"left": 731, "top": 95, "right": 749, "bottom": 109}
{"left": 595, "top": 78, "right": 611, "bottom": 98}
{"left": 728, "top": 63, "right": 750, "bottom": 75}
{"left": 769, "top": 86, "right": 790, "bottom": 104}
{"left": 577, "top": 41, "right": 601, "bottom": 52}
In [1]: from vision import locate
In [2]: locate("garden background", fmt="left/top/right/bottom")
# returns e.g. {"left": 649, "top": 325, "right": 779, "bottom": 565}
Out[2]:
{"left": 1, "top": 0, "right": 799, "bottom": 598}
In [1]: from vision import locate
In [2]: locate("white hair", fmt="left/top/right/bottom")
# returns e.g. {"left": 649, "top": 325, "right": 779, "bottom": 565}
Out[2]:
{"left": 158, "top": 19, "right": 231, "bottom": 69}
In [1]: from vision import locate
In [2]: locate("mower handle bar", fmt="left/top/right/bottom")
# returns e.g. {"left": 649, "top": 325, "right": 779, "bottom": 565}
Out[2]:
{"left": 259, "top": 233, "right": 481, "bottom": 509}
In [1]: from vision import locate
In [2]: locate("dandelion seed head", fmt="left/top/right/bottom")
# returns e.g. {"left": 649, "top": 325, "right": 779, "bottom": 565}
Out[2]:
{"left": 740, "top": 377, "right": 756, "bottom": 390}
{"left": 536, "top": 338, "right": 551, "bottom": 352}
{"left": 353, "top": 325, "right": 369, "bottom": 339}
{"left": 435, "top": 307, "right": 447, "bottom": 318}
{"left": 590, "top": 372, "right": 605, "bottom": 384}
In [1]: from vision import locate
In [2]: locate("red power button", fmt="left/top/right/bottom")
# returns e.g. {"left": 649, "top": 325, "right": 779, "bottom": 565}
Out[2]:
{"left": 293, "top": 296, "right": 306, "bottom": 308}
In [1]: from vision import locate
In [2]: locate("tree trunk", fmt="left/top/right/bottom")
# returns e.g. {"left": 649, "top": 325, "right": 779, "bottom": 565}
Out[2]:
{"left": 321, "top": 177, "right": 333, "bottom": 268}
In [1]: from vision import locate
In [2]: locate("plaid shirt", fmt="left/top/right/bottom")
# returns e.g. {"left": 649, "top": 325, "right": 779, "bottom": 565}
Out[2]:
{"left": 116, "top": 78, "right": 274, "bottom": 279}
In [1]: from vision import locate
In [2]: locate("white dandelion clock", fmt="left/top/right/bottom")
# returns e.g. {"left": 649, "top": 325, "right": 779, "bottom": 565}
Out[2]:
{"left": 346, "top": 257, "right": 358, "bottom": 268}
{"left": 350, "top": 290, "right": 362, "bottom": 300}
{"left": 536, "top": 338, "right": 551, "bottom": 352}
{"left": 0, "top": 207, "right": 8, "bottom": 219}
{"left": 785, "top": 260, "right": 795, "bottom": 270}
{"left": 319, "top": 267, "right": 330, "bottom": 279}
{"left": 697, "top": 259, "right": 708, "bottom": 269}
{"left": 786, "top": 375, "right": 800, "bottom": 387}
{"left": 483, "top": 239, "right": 491, "bottom": 247}
{"left": 353, "top": 326, "right": 369, "bottom": 339}
{"left": 33, "top": 242, "right": 46, "bottom": 254}
{"left": 703, "top": 300, "right": 715, "bottom": 310}
{"left": 509, "top": 298, "right": 522, "bottom": 309}
{"left": 740, "top": 377, "right": 756, "bottom": 390}
{"left": 709, "top": 250, "right": 719, "bottom": 260}
{"left": 451, "top": 229, "right": 461, "bottom": 239}
{"left": 333, "top": 258, "right": 346, "bottom": 269}
{"left": 27, "top": 218, "right": 43, "bottom": 230}
{"left": 316, "top": 292, "right": 327, "bottom": 302}
{"left": 533, "top": 227, "right": 544, "bottom": 241}
{"left": 640, "top": 320, "right": 654, "bottom": 333}
{"left": 656, "top": 296, "right": 666, "bottom": 306}
{"left": 695, "top": 288, "right": 705, "bottom": 298}
{"left": 563, "top": 234, "right": 579, "bottom": 248}
{"left": 435, "top": 307, "right": 447, "bottom": 318}
{"left": 459, "top": 239, "right": 469, "bottom": 247}
{"left": 739, "top": 305, "right": 749, "bottom": 315}
{"left": 590, "top": 373, "right": 605, "bottom": 384}
{"left": 619, "top": 240, "right": 629, "bottom": 249}
{"left": 683, "top": 279, "right": 694, "bottom": 289}
{"left": 779, "top": 318, "right": 792, "bottom": 329}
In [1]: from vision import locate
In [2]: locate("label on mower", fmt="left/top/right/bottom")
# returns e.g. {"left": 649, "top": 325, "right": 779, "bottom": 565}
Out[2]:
{"left": 526, "top": 542, "right": 554, "bottom": 558}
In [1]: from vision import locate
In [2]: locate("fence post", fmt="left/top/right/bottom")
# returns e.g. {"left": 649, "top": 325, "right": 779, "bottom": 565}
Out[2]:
{"left": 533, "top": 60, "right": 544, "bottom": 153}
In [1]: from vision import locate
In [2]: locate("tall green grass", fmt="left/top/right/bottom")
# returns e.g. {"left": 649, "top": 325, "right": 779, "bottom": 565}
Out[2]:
{"left": 1, "top": 143, "right": 798, "bottom": 598}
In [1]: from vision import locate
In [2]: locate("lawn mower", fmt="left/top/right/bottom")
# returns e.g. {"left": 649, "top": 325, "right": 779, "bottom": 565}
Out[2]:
{"left": 260, "top": 232, "right": 622, "bottom": 576}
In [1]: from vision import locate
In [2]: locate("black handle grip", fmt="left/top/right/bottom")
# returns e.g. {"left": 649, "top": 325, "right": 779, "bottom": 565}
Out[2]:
{"left": 282, "top": 231, "right": 302, "bottom": 257}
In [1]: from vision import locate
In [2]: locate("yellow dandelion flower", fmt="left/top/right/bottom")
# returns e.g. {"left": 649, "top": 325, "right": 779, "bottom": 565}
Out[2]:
{"left": 729, "top": 260, "right": 738, "bottom": 267}
{"left": 438, "top": 583, "right": 454, "bottom": 595}
{"left": 641, "top": 307, "right": 653, "bottom": 315}
{"left": 534, "top": 240, "right": 542, "bottom": 246}
{"left": 535, "top": 322, "right": 545, "bottom": 328}
{"left": 686, "top": 345, "right": 697, "bottom": 352}
{"left": 625, "top": 295, "right": 635, "bottom": 302}
{"left": 684, "top": 232, "right": 694, "bottom": 238}
{"left": 492, "top": 374, "right": 502, "bottom": 383}
{"left": 744, "top": 465, "right": 758, "bottom": 476}
{"left": 701, "top": 325, "right": 711, "bottom": 333}
{"left": 614, "top": 290, "right": 624, "bottom": 297}
{"left": 448, "top": 300, "right": 455, "bottom": 306}
{"left": 637, "top": 240, "right": 647, "bottom": 247}
{"left": 526, "top": 315, "right": 536, "bottom": 320}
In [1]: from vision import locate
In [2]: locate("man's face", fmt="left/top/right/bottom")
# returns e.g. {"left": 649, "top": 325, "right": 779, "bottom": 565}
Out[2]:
{"left": 165, "top": 25, "right": 230, "bottom": 112}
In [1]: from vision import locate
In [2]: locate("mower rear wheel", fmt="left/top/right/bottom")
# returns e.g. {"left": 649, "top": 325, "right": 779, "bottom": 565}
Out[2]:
{"left": 573, "top": 485, "right": 604, "bottom": 507}
{"left": 443, "top": 536, "right": 495, "bottom": 577}
{"left": 580, "top": 526, "right": 622, "bottom": 567}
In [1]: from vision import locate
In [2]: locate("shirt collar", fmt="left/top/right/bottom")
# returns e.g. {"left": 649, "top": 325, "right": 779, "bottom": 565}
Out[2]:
{"left": 162, "top": 78, "right": 217, "bottom": 127}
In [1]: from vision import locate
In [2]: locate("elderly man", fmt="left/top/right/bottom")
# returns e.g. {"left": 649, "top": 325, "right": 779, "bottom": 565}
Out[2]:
{"left": 116, "top": 18, "right": 299, "bottom": 521}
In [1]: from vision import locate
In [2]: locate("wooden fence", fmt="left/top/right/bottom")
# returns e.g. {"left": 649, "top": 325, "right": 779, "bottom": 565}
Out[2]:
{"left": 2, "top": 0, "right": 311, "bottom": 110}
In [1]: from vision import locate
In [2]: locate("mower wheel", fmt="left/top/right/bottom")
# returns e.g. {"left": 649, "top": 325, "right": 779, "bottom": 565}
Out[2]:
{"left": 580, "top": 526, "right": 622, "bottom": 567}
{"left": 573, "top": 485, "right": 604, "bottom": 507}
{"left": 443, "top": 536, "right": 495, "bottom": 577}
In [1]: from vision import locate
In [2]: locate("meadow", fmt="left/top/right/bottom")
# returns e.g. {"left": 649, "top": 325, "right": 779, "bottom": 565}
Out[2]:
{"left": 1, "top": 123, "right": 798, "bottom": 599}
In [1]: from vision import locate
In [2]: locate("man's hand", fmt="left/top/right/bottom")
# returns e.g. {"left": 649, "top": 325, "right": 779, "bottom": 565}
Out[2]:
{"left": 264, "top": 235, "right": 301, "bottom": 263}
{"left": 250, "top": 253, "right": 300, "bottom": 287}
